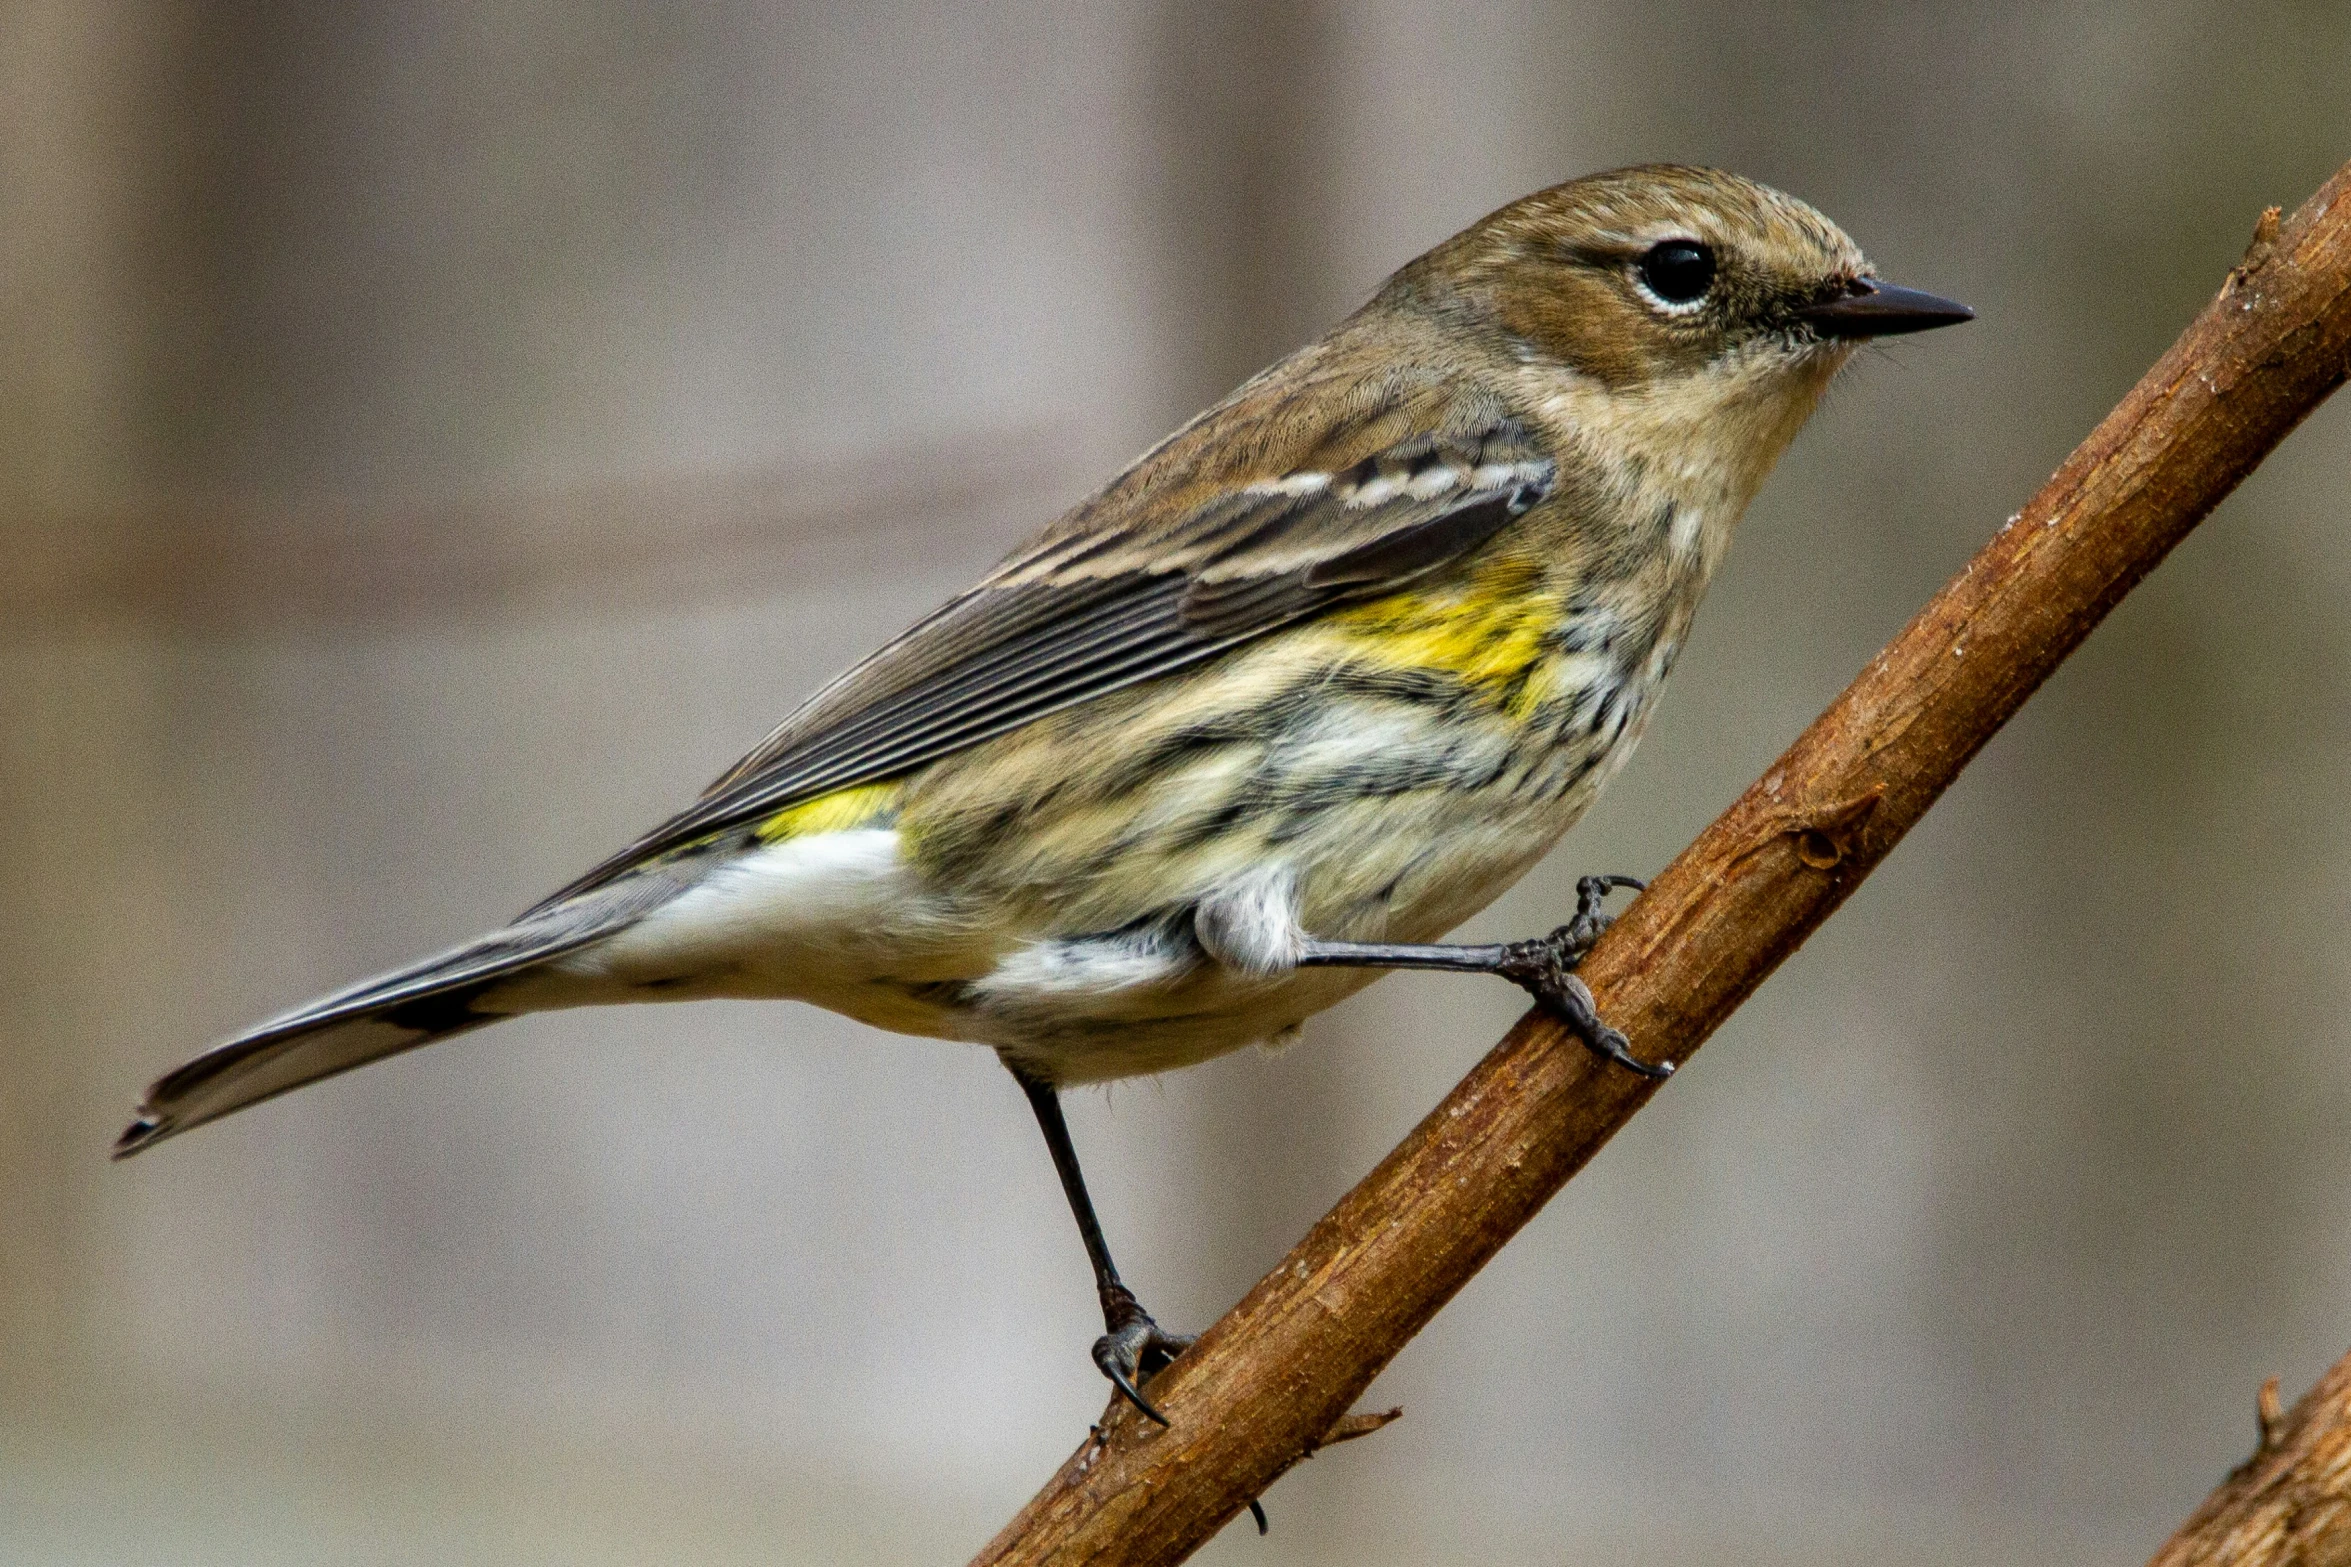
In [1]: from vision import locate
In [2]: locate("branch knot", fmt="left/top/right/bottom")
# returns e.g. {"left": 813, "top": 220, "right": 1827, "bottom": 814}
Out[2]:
{"left": 2229, "top": 204, "right": 2284, "bottom": 294}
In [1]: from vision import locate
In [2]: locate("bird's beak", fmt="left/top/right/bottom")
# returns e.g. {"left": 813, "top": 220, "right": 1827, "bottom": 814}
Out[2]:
{"left": 1797, "top": 277, "right": 1975, "bottom": 339}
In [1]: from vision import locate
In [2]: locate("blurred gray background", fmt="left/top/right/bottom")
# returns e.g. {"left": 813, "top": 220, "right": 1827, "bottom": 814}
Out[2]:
{"left": 6, "top": 2, "right": 2350, "bottom": 1563}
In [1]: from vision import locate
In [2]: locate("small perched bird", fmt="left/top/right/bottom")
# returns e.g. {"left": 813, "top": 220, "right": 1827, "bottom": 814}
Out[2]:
{"left": 116, "top": 166, "right": 1969, "bottom": 1421}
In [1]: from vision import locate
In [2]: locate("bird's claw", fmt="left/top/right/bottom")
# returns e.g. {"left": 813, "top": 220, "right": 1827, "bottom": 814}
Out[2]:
{"left": 1533, "top": 971, "right": 1674, "bottom": 1079}
{"left": 1494, "top": 876, "right": 1674, "bottom": 1079}
{"left": 1557, "top": 872, "right": 1646, "bottom": 961}
{"left": 1092, "top": 1283, "right": 1194, "bottom": 1426}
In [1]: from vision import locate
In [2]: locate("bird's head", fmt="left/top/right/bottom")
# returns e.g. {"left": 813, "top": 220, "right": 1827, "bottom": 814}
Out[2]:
{"left": 1385, "top": 164, "right": 1971, "bottom": 502}
{"left": 1396, "top": 164, "right": 1971, "bottom": 388}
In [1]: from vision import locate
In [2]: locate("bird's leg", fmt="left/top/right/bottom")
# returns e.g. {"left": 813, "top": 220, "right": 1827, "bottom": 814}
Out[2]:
{"left": 1296, "top": 874, "right": 1674, "bottom": 1079}
{"left": 1012, "top": 1067, "right": 1193, "bottom": 1425}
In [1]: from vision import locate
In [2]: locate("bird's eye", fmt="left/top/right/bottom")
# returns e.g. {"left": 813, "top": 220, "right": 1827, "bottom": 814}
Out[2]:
{"left": 1636, "top": 239, "right": 1716, "bottom": 309}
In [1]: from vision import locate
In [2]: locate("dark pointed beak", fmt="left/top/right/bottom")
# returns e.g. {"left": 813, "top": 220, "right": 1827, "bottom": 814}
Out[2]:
{"left": 1796, "top": 277, "right": 1975, "bottom": 339}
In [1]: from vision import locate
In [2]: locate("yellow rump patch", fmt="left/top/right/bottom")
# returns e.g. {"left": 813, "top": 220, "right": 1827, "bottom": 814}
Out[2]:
{"left": 754, "top": 781, "right": 903, "bottom": 843}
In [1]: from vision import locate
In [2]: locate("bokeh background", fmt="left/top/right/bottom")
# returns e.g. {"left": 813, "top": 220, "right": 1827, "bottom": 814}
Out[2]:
{"left": 7, "top": 3, "right": 2351, "bottom": 1562}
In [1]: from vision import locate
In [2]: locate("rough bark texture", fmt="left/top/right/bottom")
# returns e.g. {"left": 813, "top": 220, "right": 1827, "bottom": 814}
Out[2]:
{"left": 2150, "top": 1351, "right": 2351, "bottom": 1567}
{"left": 972, "top": 161, "right": 2351, "bottom": 1567}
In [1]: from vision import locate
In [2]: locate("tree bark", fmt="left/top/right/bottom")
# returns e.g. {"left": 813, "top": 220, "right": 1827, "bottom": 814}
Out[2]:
{"left": 2150, "top": 1351, "right": 2351, "bottom": 1567}
{"left": 972, "top": 160, "right": 2351, "bottom": 1567}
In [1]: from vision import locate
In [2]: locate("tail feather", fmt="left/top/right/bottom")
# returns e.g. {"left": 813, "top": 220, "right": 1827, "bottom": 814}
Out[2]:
{"left": 115, "top": 1003, "right": 501, "bottom": 1158}
{"left": 115, "top": 870, "right": 700, "bottom": 1158}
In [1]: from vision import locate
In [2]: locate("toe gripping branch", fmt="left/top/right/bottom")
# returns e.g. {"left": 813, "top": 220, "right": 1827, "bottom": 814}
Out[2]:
{"left": 1498, "top": 875, "right": 1675, "bottom": 1079}
{"left": 1092, "top": 1280, "right": 1193, "bottom": 1428}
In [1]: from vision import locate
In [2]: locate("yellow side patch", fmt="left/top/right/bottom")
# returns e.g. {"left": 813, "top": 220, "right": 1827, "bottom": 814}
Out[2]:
{"left": 754, "top": 781, "right": 903, "bottom": 843}
{"left": 1326, "top": 555, "right": 1562, "bottom": 715}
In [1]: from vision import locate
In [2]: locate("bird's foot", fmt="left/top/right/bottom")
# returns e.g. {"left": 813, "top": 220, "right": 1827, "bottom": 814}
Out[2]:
{"left": 1093, "top": 1282, "right": 1194, "bottom": 1426}
{"left": 1492, "top": 874, "right": 1674, "bottom": 1079}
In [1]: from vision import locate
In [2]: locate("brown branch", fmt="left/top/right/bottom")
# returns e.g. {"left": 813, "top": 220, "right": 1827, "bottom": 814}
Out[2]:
{"left": 2150, "top": 1348, "right": 2351, "bottom": 1566}
{"left": 971, "top": 158, "right": 2351, "bottom": 1567}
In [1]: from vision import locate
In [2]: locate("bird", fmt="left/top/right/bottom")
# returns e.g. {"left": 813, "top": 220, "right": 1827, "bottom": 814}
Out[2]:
{"left": 114, "top": 165, "right": 1971, "bottom": 1423}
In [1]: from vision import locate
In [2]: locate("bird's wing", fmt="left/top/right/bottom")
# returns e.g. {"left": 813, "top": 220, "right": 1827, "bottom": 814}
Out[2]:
{"left": 533, "top": 406, "right": 1553, "bottom": 909}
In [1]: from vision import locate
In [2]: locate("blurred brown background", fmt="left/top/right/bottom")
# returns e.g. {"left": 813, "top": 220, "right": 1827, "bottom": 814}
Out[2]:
{"left": 6, "top": 3, "right": 2351, "bottom": 1562}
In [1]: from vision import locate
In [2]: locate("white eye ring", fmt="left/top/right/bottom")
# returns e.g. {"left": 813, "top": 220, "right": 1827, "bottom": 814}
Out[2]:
{"left": 1633, "top": 238, "right": 1717, "bottom": 315}
{"left": 1634, "top": 280, "right": 1710, "bottom": 315}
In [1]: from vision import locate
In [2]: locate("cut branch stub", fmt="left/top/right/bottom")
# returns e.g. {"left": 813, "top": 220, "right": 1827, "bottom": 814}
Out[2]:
{"left": 2147, "top": 1350, "right": 2351, "bottom": 1567}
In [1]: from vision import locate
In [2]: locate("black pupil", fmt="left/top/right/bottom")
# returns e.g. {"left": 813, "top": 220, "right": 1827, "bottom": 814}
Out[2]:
{"left": 1638, "top": 239, "right": 1715, "bottom": 305}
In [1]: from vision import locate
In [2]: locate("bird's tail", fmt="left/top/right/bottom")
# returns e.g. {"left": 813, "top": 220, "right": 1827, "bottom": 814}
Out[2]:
{"left": 115, "top": 875, "right": 688, "bottom": 1157}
